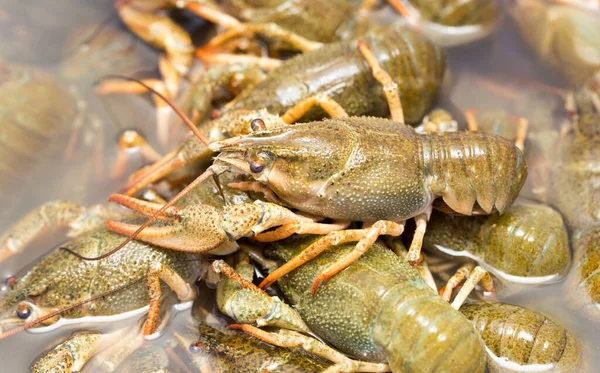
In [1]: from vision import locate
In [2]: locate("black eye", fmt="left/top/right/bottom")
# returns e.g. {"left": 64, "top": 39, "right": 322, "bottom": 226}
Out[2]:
{"left": 189, "top": 341, "right": 207, "bottom": 354}
{"left": 16, "top": 304, "right": 31, "bottom": 320}
{"left": 3, "top": 276, "right": 15, "bottom": 288}
{"left": 250, "top": 118, "right": 265, "bottom": 131}
{"left": 250, "top": 160, "right": 265, "bottom": 173}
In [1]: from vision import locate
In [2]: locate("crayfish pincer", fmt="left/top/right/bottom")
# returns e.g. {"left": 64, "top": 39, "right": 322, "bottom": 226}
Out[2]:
{"left": 211, "top": 115, "right": 527, "bottom": 290}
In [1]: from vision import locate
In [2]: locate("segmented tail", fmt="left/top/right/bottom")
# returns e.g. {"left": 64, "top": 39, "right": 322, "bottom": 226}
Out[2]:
{"left": 422, "top": 131, "right": 527, "bottom": 215}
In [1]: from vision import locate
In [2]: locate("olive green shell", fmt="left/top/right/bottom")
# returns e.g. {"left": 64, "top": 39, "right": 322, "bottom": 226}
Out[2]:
{"left": 406, "top": 0, "right": 498, "bottom": 27}
{"left": 423, "top": 203, "right": 571, "bottom": 282}
{"left": 0, "top": 230, "right": 196, "bottom": 319}
{"left": 568, "top": 226, "right": 600, "bottom": 320}
{"left": 548, "top": 87, "right": 600, "bottom": 230}
{"left": 229, "top": 23, "right": 446, "bottom": 124}
{"left": 221, "top": 0, "right": 354, "bottom": 43}
{"left": 219, "top": 117, "right": 526, "bottom": 221}
{"left": 461, "top": 301, "right": 582, "bottom": 373}
{"left": 509, "top": 1, "right": 600, "bottom": 86}
{"left": 269, "top": 235, "right": 485, "bottom": 372}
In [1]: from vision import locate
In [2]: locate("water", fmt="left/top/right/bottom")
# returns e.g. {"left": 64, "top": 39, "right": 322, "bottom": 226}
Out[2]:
{"left": 0, "top": 1, "right": 598, "bottom": 372}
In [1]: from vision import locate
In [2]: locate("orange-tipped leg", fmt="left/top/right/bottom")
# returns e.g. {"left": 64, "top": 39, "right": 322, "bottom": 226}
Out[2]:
{"left": 444, "top": 265, "right": 495, "bottom": 310}
{"left": 144, "top": 261, "right": 195, "bottom": 337}
{"left": 258, "top": 221, "right": 404, "bottom": 293}
{"left": 195, "top": 49, "right": 283, "bottom": 70}
{"left": 312, "top": 221, "right": 404, "bottom": 294}
{"left": 124, "top": 151, "right": 187, "bottom": 196}
{"left": 112, "top": 130, "right": 162, "bottom": 179}
{"left": 254, "top": 221, "right": 350, "bottom": 243}
{"left": 439, "top": 263, "right": 474, "bottom": 302}
{"left": 405, "top": 213, "right": 428, "bottom": 266}
{"left": 229, "top": 324, "right": 391, "bottom": 372}
{"left": 357, "top": 40, "right": 404, "bottom": 123}
{"left": 280, "top": 94, "right": 349, "bottom": 124}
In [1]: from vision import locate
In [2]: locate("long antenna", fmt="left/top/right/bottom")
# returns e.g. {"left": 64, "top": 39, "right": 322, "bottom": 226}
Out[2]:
{"left": 0, "top": 276, "right": 144, "bottom": 340}
{"left": 96, "top": 75, "right": 211, "bottom": 145}
{"left": 61, "top": 168, "right": 214, "bottom": 261}
{"left": 61, "top": 76, "right": 216, "bottom": 261}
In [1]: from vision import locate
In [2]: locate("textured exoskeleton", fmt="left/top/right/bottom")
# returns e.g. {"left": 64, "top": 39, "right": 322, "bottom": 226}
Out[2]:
{"left": 256, "top": 236, "right": 486, "bottom": 373}
{"left": 461, "top": 301, "right": 583, "bottom": 373}
{"left": 0, "top": 229, "right": 197, "bottom": 334}
{"left": 113, "top": 114, "right": 527, "bottom": 292}
{"left": 567, "top": 226, "right": 600, "bottom": 321}
{"left": 214, "top": 116, "right": 526, "bottom": 220}
{"left": 122, "top": 23, "right": 447, "bottom": 195}
{"left": 422, "top": 202, "right": 571, "bottom": 285}
{"left": 226, "top": 24, "right": 445, "bottom": 124}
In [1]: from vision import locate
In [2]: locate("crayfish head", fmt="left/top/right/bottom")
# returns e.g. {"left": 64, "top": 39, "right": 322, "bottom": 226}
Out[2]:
{"left": 211, "top": 121, "right": 353, "bottom": 209}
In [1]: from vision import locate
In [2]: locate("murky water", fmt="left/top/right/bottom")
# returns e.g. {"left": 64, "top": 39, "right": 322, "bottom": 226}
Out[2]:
{"left": 0, "top": 1, "right": 598, "bottom": 372}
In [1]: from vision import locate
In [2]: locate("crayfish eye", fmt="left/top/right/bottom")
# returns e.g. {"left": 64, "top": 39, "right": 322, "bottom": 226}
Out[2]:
{"left": 1, "top": 276, "right": 15, "bottom": 292}
{"left": 250, "top": 160, "right": 265, "bottom": 173}
{"left": 16, "top": 304, "right": 31, "bottom": 320}
{"left": 250, "top": 118, "right": 266, "bottom": 131}
{"left": 189, "top": 341, "right": 207, "bottom": 354}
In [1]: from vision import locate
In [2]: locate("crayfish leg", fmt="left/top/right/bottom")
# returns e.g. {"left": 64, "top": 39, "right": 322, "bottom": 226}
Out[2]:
{"left": 312, "top": 221, "right": 405, "bottom": 294}
{"left": 441, "top": 265, "right": 495, "bottom": 310}
{"left": 405, "top": 212, "right": 429, "bottom": 266}
{"left": 0, "top": 201, "right": 88, "bottom": 262}
{"left": 259, "top": 221, "right": 404, "bottom": 293}
{"left": 229, "top": 324, "right": 391, "bottom": 373}
{"left": 144, "top": 261, "right": 196, "bottom": 337}
{"left": 195, "top": 50, "right": 283, "bottom": 70}
{"left": 254, "top": 221, "right": 350, "bottom": 243}
{"left": 280, "top": 94, "right": 349, "bottom": 123}
{"left": 357, "top": 40, "right": 404, "bottom": 123}
{"left": 31, "top": 331, "right": 104, "bottom": 373}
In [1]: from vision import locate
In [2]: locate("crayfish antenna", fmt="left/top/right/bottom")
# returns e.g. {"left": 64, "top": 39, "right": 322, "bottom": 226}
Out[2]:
{"left": 63, "top": 76, "right": 219, "bottom": 261}
{"left": 96, "top": 75, "right": 211, "bottom": 146}
{"left": 63, "top": 168, "right": 215, "bottom": 261}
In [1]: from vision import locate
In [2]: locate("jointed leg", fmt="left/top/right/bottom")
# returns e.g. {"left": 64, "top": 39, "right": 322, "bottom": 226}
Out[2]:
{"left": 213, "top": 260, "right": 310, "bottom": 332}
{"left": 313, "top": 221, "right": 405, "bottom": 293}
{"left": 465, "top": 109, "right": 479, "bottom": 131}
{"left": 281, "top": 94, "right": 349, "bottom": 123}
{"left": 389, "top": 237, "right": 437, "bottom": 292}
{"left": 31, "top": 332, "right": 104, "bottom": 373}
{"left": 439, "top": 263, "right": 474, "bottom": 302}
{"left": 144, "top": 262, "right": 195, "bottom": 337}
{"left": 357, "top": 40, "right": 404, "bottom": 123}
{"left": 189, "top": 1, "right": 322, "bottom": 53}
{"left": 0, "top": 201, "right": 87, "bottom": 262}
{"left": 254, "top": 221, "right": 351, "bottom": 243}
{"left": 230, "top": 324, "right": 390, "bottom": 373}
{"left": 405, "top": 212, "right": 429, "bottom": 266}
{"left": 196, "top": 50, "right": 283, "bottom": 70}
{"left": 442, "top": 264, "right": 494, "bottom": 310}
{"left": 112, "top": 130, "right": 162, "bottom": 179}
{"left": 259, "top": 221, "right": 405, "bottom": 292}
